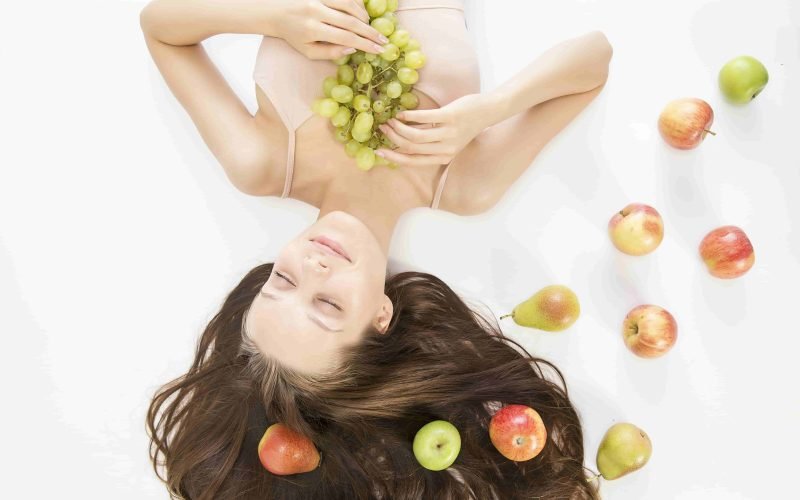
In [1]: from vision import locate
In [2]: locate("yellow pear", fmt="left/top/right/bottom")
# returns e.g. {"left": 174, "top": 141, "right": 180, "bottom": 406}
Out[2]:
{"left": 501, "top": 285, "right": 580, "bottom": 331}
{"left": 596, "top": 423, "right": 652, "bottom": 480}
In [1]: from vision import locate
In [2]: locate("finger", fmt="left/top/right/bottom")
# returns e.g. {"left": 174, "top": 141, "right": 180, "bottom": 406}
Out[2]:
{"left": 396, "top": 108, "right": 447, "bottom": 124}
{"left": 321, "top": 1, "right": 386, "bottom": 44}
{"left": 387, "top": 118, "right": 449, "bottom": 143}
{"left": 378, "top": 123, "right": 445, "bottom": 155}
{"left": 319, "top": 24, "right": 384, "bottom": 54}
{"left": 375, "top": 148, "right": 450, "bottom": 168}
{"left": 323, "top": 0, "right": 370, "bottom": 24}
{"left": 378, "top": 123, "right": 442, "bottom": 154}
{"left": 306, "top": 42, "right": 354, "bottom": 61}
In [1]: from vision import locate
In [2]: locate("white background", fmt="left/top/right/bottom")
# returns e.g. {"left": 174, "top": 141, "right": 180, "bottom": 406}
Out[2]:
{"left": 1, "top": 1, "right": 798, "bottom": 498}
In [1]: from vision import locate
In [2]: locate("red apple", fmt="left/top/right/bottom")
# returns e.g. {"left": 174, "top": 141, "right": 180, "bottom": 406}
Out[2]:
{"left": 489, "top": 404, "right": 547, "bottom": 461}
{"left": 657, "top": 97, "right": 716, "bottom": 149}
{"left": 257, "top": 423, "right": 321, "bottom": 475}
{"left": 622, "top": 305, "right": 678, "bottom": 358}
{"left": 699, "top": 225, "right": 755, "bottom": 279}
{"left": 608, "top": 203, "right": 665, "bottom": 256}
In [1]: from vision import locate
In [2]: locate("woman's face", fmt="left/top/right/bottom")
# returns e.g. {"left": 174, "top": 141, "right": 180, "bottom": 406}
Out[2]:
{"left": 245, "top": 211, "right": 393, "bottom": 375}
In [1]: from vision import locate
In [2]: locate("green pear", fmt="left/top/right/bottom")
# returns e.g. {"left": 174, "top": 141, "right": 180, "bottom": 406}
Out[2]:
{"left": 500, "top": 285, "right": 580, "bottom": 331}
{"left": 596, "top": 423, "right": 652, "bottom": 480}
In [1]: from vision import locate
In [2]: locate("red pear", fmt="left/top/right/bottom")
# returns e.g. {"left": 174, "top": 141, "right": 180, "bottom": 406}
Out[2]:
{"left": 257, "top": 423, "right": 321, "bottom": 475}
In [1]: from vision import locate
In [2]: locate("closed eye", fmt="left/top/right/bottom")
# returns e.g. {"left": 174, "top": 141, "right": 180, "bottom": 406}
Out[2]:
{"left": 318, "top": 297, "right": 343, "bottom": 312}
{"left": 275, "top": 271, "right": 296, "bottom": 286}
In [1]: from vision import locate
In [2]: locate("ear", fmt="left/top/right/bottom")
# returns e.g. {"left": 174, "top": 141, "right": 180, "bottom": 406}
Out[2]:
{"left": 373, "top": 294, "right": 394, "bottom": 334}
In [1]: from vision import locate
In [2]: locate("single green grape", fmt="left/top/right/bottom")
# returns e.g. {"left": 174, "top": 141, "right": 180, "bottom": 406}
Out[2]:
{"left": 376, "top": 109, "right": 392, "bottom": 124}
{"left": 399, "top": 92, "right": 419, "bottom": 109}
{"left": 345, "top": 139, "right": 361, "bottom": 157}
{"left": 323, "top": 76, "right": 338, "bottom": 97}
{"left": 356, "top": 146, "right": 376, "bottom": 171}
{"left": 351, "top": 52, "right": 366, "bottom": 65}
{"left": 397, "top": 67, "right": 419, "bottom": 85}
{"left": 352, "top": 128, "right": 371, "bottom": 143}
{"left": 372, "top": 98, "right": 387, "bottom": 113}
{"left": 334, "top": 127, "right": 351, "bottom": 143}
{"left": 378, "top": 58, "right": 391, "bottom": 69}
{"left": 331, "top": 84, "right": 354, "bottom": 103}
{"left": 337, "top": 65, "right": 355, "bottom": 85}
{"left": 353, "top": 94, "right": 372, "bottom": 112}
{"left": 404, "top": 50, "right": 426, "bottom": 69}
{"left": 356, "top": 62, "right": 374, "bottom": 84}
{"left": 364, "top": 52, "right": 377, "bottom": 62}
{"left": 379, "top": 43, "right": 400, "bottom": 61}
{"left": 381, "top": 11, "right": 397, "bottom": 26}
{"left": 331, "top": 106, "right": 352, "bottom": 127}
{"left": 386, "top": 80, "right": 403, "bottom": 98}
{"left": 389, "top": 29, "right": 410, "bottom": 48}
{"left": 386, "top": 0, "right": 398, "bottom": 12}
{"left": 318, "top": 98, "right": 340, "bottom": 118}
{"left": 333, "top": 54, "right": 351, "bottom": 65}
{"left": 366, "top": 0, "right": 386, "bottom": 17}
{"left": 371, "top": 17, "right": 395, "bottom": 37}
{"left": 354, "top": 111, "right": 375, "bottom": 132}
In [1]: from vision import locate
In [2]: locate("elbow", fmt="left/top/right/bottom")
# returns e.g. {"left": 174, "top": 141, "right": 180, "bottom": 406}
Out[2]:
{"left": 588, "top": 30, "right": 613, "bottom": 84}
{"left": 139, "top": 3, "right": 153, "bottom": 35}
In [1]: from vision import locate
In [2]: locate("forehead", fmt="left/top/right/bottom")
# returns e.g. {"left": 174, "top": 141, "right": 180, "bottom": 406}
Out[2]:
{"left": 246, "top": 292, "right": 341, "bottom": 374}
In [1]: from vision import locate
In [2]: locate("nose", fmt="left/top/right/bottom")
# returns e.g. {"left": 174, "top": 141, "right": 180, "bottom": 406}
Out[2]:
{"left": 303, "top": 253, "right": 330, "bottom": 272}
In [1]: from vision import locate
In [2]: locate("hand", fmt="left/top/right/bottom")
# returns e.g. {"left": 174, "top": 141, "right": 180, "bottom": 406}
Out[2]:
{"left": 375, "top": 93, "right": 489, "bottom": 168}
{"left": 266, "top": 0, "right": 388, "bottom": 60}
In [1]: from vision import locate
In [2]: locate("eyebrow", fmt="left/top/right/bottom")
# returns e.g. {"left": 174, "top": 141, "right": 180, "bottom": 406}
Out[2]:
{"left": 260, "top": 290, "right": 343, "bottom": 333}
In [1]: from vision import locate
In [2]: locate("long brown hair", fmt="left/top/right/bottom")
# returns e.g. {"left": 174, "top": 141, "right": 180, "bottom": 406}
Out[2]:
{"left": 147, "top": 263, "right": 600, "bottom": 499}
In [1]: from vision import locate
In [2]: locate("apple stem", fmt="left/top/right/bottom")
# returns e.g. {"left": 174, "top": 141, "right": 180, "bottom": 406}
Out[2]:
{"left": 499, "top": 314, "right": 512, "bottom": 320}
{"left": 704, "top": 129, "right": 717, "bottom": 136}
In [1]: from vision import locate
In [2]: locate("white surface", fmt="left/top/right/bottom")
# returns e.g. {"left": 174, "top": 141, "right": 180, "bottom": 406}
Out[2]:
{"left": 1, "top": 1, "right": 798, "bottom": 498}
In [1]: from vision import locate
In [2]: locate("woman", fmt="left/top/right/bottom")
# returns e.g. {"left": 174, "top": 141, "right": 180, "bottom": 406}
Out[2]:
{"left": 140, "top": 0, "right": 613, "bottom": 498}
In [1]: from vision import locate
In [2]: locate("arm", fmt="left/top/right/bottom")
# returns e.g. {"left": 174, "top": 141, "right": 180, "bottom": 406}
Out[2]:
{"left": 139, "top": 0, "right": 282, "bottom": 195}
{"left": 376, "top": 30, "right": 612, "bottom": 170}
{"left": 476, "top": 30, "right": 613, "bottom": 130}
{"left": 139, "top": 0, "right": 386, "bottom": 195}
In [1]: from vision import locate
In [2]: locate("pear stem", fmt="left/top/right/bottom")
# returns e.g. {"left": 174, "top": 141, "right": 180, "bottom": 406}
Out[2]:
{"left": 586, "top": 471, "right": 603, "bottom": 482}
{"left": 704, "top": 128, "right": 717, "bottom": 136}
{"left": 499, "top": 314, "right": 512, "bottom": 320}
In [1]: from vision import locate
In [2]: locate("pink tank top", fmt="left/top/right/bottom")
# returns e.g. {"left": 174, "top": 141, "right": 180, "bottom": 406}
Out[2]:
{"left": 252, "top": 0, "right": 481, "bottom": 209}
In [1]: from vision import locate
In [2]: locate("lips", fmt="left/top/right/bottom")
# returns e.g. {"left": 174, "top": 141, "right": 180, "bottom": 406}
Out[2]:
{"left": 311, "top": 236, "right": 351, "bottom": 262}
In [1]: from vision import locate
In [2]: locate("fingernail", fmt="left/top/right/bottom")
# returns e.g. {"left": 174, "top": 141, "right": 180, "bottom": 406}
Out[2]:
{"left": 379, "top": 35, "right": 389, "bottom": 44}
{"left": 396, "top": 113, "right": 405, "bottom": 120}
{"left": 343, "top": 47, "right": 356, "bottom": 55}
{"left": 373, "top": 43, "right": 385, "bottom": 53}
{"left": 375, "top": 150, "right": 386, "bottom": 158}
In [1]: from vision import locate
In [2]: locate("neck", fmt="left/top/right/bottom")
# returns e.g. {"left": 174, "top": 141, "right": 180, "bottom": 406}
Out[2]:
{"left": 317, "top": 189, "right": 406, "bottom": 256}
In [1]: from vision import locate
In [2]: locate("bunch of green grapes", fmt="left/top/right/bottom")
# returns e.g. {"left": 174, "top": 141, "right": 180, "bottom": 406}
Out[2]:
{"left": 311, "top": 0, "right": 427, "bottom": 171}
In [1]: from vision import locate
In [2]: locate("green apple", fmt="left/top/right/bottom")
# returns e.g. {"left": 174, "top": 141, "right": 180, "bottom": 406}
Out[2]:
{"left": 718, "top": 55, "right": 769, "bottom": 104}
{"left": 412, "top": 420, "right": 461, "bottom": 471}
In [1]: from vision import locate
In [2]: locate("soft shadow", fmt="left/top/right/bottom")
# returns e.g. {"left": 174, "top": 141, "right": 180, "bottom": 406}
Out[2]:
{"left": 693, "top": 270, "right": 748, "bottom": 326}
